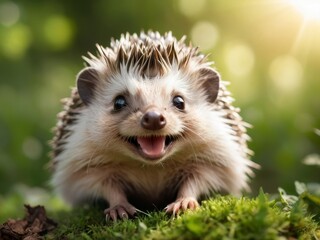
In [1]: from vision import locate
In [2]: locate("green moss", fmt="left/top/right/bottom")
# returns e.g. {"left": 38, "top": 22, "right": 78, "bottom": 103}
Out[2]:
{"left": 47, "top": 191, "right": 319, "bottom": 240}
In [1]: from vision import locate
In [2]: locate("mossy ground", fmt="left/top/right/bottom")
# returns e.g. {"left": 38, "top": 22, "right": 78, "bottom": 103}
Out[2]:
{"left": 43, "top": 189, "right": 319, "bottom": 240}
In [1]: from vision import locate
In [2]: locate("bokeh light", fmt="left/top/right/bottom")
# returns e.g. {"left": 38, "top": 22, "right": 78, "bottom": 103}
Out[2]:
{"left": 42, "top": 15, "right": 75, "bottom": 50}
{"left": 269, "top": 55, "right": 303, "bottom": 93}
{"left": 0, "top": 1, "right": 20, "bottom": 27}
{"left": 223, "top": 41, "right": 255, "bottom": 77}
{"left": 22, "top": 137, "right": 43, "bottom": 160}
{"left": 1, "top": 24, "right": 32, "bottom": 59}
{"left": 190, "top": 21, "right": 219, "bottom": 52}
{"left": 178, "top": 0, "right": 206, "bottom": 18}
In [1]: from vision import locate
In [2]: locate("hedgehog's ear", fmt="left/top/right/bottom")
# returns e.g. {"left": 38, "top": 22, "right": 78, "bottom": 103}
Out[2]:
{"left": 198, "top": 68, "right": 220, "bottom": 103}
{"left": 77, "top": 67, "right": 99, "bottom": 105}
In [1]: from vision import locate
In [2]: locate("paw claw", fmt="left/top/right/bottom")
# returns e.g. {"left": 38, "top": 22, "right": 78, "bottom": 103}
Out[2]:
{"left": 165, "top": 197, "right": 199, "bottom": 215}
{"left": 105, "top": 203, "right": 136, "bottom": 222}
{"left": 117, "top": 207, "right": 128, "bottom": 220}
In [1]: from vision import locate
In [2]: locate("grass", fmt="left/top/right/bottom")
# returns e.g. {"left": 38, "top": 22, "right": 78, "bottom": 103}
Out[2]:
{"left": 43, "top": 189, "right": 319, "bottom": 240}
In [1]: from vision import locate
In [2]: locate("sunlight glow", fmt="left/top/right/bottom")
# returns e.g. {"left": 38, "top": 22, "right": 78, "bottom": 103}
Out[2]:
{"left": 281, "top": 0, "right": 320, "bottom": 55}
{"left": 287, "top": 0, "right": 320, "bottom": 21}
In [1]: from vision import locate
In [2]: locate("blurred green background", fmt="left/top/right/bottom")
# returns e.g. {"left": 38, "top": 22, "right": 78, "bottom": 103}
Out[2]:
{"left": 0, "top": 0, "right": 319, "bottom": 197}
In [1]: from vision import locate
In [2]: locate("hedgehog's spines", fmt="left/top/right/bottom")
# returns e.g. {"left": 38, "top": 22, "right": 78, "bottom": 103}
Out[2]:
{"left": 83, "top": 31, "right": 205, "bottom": 79}
{"left": 50, "top": 88, "right": 83, "bottom": 163}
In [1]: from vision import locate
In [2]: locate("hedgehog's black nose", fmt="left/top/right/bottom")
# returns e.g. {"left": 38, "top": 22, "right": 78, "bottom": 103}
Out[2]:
{"left": 141, "top": 110, "right": 166, "bottom": 130}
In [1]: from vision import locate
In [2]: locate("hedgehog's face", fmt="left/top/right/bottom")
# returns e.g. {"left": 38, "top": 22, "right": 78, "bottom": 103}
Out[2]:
{"left": 105, "top": 70, "right": 190, "bottom": 162}
{"left": 76, "top": 63, "right": 220, "bottom": 164}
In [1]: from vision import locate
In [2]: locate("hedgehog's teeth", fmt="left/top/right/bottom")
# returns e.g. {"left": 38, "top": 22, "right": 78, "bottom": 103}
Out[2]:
{"left": 125, "top": 135, "right": 178, "bottom": 160}
{"left": 127, "top": 135, "right": 175, "bottom": 148}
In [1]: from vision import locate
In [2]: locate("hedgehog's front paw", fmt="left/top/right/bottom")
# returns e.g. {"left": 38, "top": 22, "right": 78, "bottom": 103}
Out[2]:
{"left": 104, "top": 203, "right": 137, "bottom": 221}
{"left": 165, "top": 197, "right": 199, "bottom": 215}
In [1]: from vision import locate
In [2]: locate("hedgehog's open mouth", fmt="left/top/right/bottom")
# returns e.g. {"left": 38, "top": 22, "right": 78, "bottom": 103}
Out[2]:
{"left": 125, "top": 135, "right": 176, "bottom": 160}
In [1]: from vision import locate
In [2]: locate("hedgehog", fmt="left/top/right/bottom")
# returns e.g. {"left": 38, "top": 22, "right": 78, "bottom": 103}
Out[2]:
{"left": 50, "top": 31, "right": 259, "bottom": 221}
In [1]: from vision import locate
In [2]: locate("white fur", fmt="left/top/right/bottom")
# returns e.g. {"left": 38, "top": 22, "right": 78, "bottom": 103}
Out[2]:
{"left": 52, "top": 65, "right": 256, "bottom": 209}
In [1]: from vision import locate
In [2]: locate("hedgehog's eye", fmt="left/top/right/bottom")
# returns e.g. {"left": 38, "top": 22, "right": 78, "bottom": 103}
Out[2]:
{"left": 172, "top": 96, "right": 185, "bottom": 110}
{"left": 114, "top": 95, "right": 127, "bottom": 111}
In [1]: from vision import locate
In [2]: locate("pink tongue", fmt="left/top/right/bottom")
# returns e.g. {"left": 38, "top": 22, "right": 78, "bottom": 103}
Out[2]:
{"left": 137, "top": 136, "right": 165, "bottom": 158}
